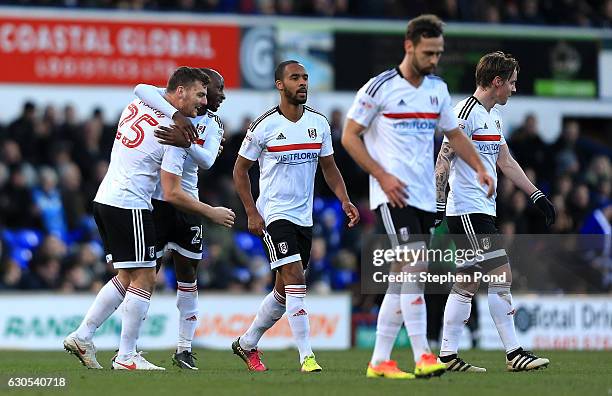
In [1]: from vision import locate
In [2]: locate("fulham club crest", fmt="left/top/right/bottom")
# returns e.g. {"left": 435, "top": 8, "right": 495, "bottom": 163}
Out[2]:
{"left": 308, "top": 128, "right": 317, "bottom": 139}
{"left": 278, "top": 241, "right": 289, "bottom": 255}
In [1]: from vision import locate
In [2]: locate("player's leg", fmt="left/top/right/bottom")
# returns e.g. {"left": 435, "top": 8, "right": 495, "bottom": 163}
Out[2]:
{"left": 438, "top": 214, "right": 486, "bottom": 372}
{"left": 366, "top": 204, "right": 416, "bottom": 379}
{"left": 64, "top": 203, "right": 128, "bottom": 369}
{"left": 63, "top": 269, "right": 128, "bottom": 369}
{"left": 232, "top": 222, "right": 296, "bottom": 372}
{"left": 73, "top": 270, "right": 129, "bottom": 340}
{"left": 172, "top": 253, "right": 199, "bottom": 368}
{"left": 455, "top": 213, "right": 543, "bottom": 370}
{"left": 290, "top": 224, "right": 321, "bottom": 372}
{"left": 166, "top": 209, "right": 204, "bottom": 369}
{"left": 278, "top": 260, "right": 321, "bottom": 372}
{"left": 238, "top": 271, "right": 286, "bottom": 350}
{"left": 113, "top": 266, "right": 164, "bottom": 370}
{"left": 487, "top": 264, "right": 549, "bottom": 371}
{"left": 110, "top": 208, "right": 164, "bottom": 371}
{"left": 438, "top": 280, "right": 485, "bottom": 372}
{"left": 386, "top": 205, "right": 444, "bottom": 377}
{"left": 233, "top": 271, "right": 284, "bottom": 372}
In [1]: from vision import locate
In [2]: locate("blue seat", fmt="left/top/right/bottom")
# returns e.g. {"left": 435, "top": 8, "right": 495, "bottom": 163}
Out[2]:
{"left": 2, "top": 229, "right": 43, "bottom": 250}
{"left": 234, "top": 232, "right": 265, "bottom": 257}
{"left": 10, "top": 247, "right": 33, "bottom": 269}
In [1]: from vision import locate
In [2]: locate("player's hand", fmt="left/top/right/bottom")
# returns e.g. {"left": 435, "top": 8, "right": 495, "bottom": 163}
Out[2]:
{"left": 247, "top": 211, "right": 265, "bottom": 236}
{"left": 435, "top": 201, "right": 446, "bottom": 228}
{"left": 172, "top": 112, "right": 197, "bottom": 142}
{"left": 530, "top": 190, "right": 556, "bottom": 227}
{"left": 217, "top": 137, "right": 226, "bottom": 158}
{"left": 477, "top": 171, "right": 495, "bottom": 198}
{"left": 342, "top": 201, "right": 360, "bottom": 228}
{"left": 377, "top": 171, "right": 408, "bottom": 208}
{"left": 155, "top": 125, "right": 191, "bottom": 148}
{"left": 209, "top": 206, "right": 235, "bottom": 228}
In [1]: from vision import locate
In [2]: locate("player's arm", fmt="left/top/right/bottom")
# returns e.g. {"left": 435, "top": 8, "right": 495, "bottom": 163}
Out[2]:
{"left": 319, "top": 155, "right": 360, "bottom": 227}
{"left": 185, "top": 121, "right": 224, "bottom": 170}
{"left": 341, "top": 119, "right": 407, "bottom": 208}
{"left": 496, "top": 143, "right": 537, "bottom": 194}
{"left": 434, "top": 141, "right": 455, "bottom": 225}
{"left": 134, "top": 83, "right": 197, "bottom": 143}
{"left": 160, "top": 147, "right": 234, "bottom": 227}
{"left": 160, "top": 170, "right": 234, "bottom": 227}
{"left": 497, "top": 144, "right": 556, "bottom": 226}
{"left": 443, "top": 128, "right": 494, "bottom": 197}
{"left": 233, "top": 155, "right": 264, "bottom": 236}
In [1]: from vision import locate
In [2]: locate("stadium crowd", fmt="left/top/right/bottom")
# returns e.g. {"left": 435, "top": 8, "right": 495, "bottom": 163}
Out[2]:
{"left": 0, "top": 101, "right": 610, "bottom": 300}
{"left": 5, "top": 0, "right": 612, "bottom": 27}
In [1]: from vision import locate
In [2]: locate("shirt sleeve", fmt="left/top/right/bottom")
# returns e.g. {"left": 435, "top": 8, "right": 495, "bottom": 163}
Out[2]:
{"left": 238, "top": 126, "right": 265, "bottom": 161}
{"left": 161, "top": 146, "right": 187, "bottom": 176}
{"left": 187, "top": 117, "right": 224, "bottom": 169}
{"left": 438, "top": 85, "right": 460, "bottom": 132}
{"left": 133, "top": 84, "right": 177, "bottom": 119}
{"left": 452, "top": 101, "right": 474, "bottom": 138}
{"left": 320, "top": 120, "right": 334, "bottom": 157}
{"left": 346, "top": 80, "right": 380, "bottom": 128}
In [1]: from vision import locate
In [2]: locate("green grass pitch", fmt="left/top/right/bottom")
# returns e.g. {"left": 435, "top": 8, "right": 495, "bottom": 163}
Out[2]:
{"left": 1, "top": 349, "right": 610, "bottom": 396}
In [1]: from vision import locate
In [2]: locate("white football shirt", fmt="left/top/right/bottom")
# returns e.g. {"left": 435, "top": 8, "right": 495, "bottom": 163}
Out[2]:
{"left": 238, "top": 106, "right": 333, "bottom": 227}
{"left": 445, "top": 96, "right": 506, "bottom": 217}
{"left": 133, "top": 85, "right": 225, "bottom": 201}
{"left": 94, "top": 99, "right": 187, "bottom": 211}
{"left": 346, "top": 68, "right": 458, "bottom": 212}
{"left": 152, "top": 110, "right": 224, "bottom": 200}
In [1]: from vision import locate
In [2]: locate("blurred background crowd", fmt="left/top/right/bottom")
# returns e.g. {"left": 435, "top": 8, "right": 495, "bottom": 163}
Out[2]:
{"left": 0, "top": 100, "right": 610, "bottom": 302}
{"left": 4, "top": 0, "right": 612, "bottom": 27}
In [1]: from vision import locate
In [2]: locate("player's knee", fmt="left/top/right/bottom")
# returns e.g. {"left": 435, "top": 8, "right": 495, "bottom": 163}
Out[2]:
{"left": 489, "top": 281, "right": 511, "bottom": 293}
{"left": 130, "top": 268, "right": 156, "bottom": 292}
{"left": 116, "top": 270, "right": 131, "bottom": 289}
{"left": 454, "top": 279, "right": 479, "bottom": 295}
{"left": 174, "top": 264, "right": 197, "bottom": 283}
{"left": 279, "top": 263, "right": 305, "bottom": 286}
{"left": 487, "top": 263, "right": 512, "bottom": 284}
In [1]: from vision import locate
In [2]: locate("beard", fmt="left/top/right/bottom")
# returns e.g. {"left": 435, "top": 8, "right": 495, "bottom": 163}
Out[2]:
{"left": 413, "top": 58, "right": 435, "bottom": 76}
{"left": 284, "top": 87, "right": 307, "bottom": 105}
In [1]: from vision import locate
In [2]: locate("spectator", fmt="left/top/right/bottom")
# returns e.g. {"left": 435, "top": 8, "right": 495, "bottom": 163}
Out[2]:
{"left": 0, "top": 98, "right": 608, "bottom": 299}
{"left": 3, "top": 166, "right": 40, "bottom": 229}
{"left": 57, "top": 104, "right": 80, "bottom": 143}
{"left": 509, "top": 113, "right": 548, "bottom": 175}
{"left": 7, "top": 0, "right": 612, "bottom": 26}
{"left": 6, "top": 102, "right": 36, "bottom": 158}
{"left": 73, "top": 116, "right": 105, "bottom": 181}
{"left": 521, "top": 0, "right": 545, "bottom": 24}
{"left": 568, "top": 184, "right": 592, "bottom": 229}
{"left": 32, "top": 167, "right": 68, "bottom": 239}
{"left": 595, "top": 0, "right": 612, "bottom": 27}
{"left": 82, "top": 159, "right": 109, "bottom": 213}
{"left": 20, "top": 254, "right": 62, "bottom": 290}
{"left": 1, "top": 140, "right": 24, "bottom": 168}
{"left": 59, "top": 162, "right": 87, "bottom": 231}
